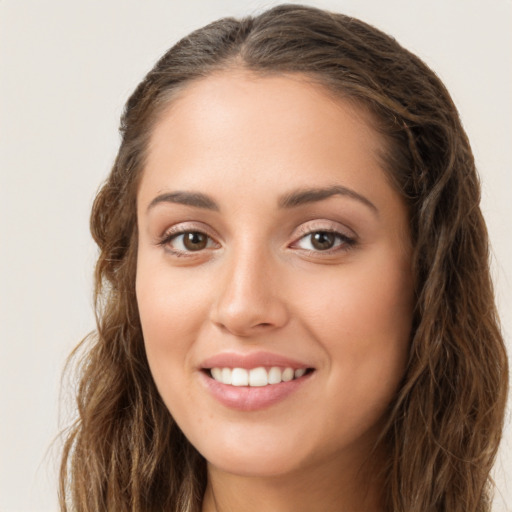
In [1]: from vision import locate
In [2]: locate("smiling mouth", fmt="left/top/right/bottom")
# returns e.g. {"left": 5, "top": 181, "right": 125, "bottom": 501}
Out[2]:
{"left": 206, "top": 366, "right": 314, "bottom": 387}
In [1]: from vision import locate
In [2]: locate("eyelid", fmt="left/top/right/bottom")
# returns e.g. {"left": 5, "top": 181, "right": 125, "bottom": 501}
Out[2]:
{"left": 156, "top": 220, "right": 357, "bottom": 256}
{"left": 157, "top": 222, "right": 221, "bottom": 254}
{"left": 289, "top": 220, "right": 358, "bottom": 254}
{"left": 293, "top": 220, "right": 357, "bottom": 240}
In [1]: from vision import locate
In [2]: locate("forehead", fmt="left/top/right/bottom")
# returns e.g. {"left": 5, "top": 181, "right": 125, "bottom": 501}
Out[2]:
{"left": 139, "top": 70, "right": 400, "bottom": 216}
{"left": 148, "top": 70, "right": 384, "bottom": 157}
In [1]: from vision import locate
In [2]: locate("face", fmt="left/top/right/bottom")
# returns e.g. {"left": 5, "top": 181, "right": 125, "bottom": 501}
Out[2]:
{"left": 136, "top": 71, "right": 414, "bottom": 479}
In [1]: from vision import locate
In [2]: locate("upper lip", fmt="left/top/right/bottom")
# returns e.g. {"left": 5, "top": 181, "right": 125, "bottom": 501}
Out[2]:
{"left": 200, "top": 351, "right": 312, "bottom": 370}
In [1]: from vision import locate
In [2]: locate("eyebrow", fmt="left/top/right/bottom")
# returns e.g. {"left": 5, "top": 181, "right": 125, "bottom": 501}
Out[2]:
{"left": 147, "top": 191, "right": 220, "bottom": 212}
{"left": 278, "top": 185, "right": 378, "bottom": 214}
{"left": 146, "top": 185, "right": 378, "bottom": 215}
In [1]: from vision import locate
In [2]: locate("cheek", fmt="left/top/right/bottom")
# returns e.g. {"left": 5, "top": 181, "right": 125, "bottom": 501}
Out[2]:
{"left": 135, "top": 260, "right": 209, "bottom": 396}
{"left": 136, "top": 256, "right": 209, "bottom": 338}
{"left": 302, "top": 253, "right": 412, "bottom": 336}
{"left": 298, "top": 248, "right": 413, "bottom": 399}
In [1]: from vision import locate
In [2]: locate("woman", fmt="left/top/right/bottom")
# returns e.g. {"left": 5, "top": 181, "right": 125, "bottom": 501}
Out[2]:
{"left": 60, "top": 4, "right": 508, "bottom": 511}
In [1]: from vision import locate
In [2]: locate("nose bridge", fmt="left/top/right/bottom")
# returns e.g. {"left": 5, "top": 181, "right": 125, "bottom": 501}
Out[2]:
{"left": 211, "top": 235, "right": 288, "bottom": 336}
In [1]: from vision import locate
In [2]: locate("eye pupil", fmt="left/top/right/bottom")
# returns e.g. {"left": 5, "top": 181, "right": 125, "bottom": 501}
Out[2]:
{"left": 183, "top": 232, "right": 208, "bottom": 251}
{"left": 311, "top": 232, "right": 335, "bottom": 250}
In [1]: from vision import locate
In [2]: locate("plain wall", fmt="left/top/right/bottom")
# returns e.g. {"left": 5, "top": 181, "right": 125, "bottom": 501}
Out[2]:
{"left": 1, "top": 1, "right": 510, "bottom": 510}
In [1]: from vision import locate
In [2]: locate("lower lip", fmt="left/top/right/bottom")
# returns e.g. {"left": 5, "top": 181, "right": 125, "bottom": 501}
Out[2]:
{"left": 199, "top": 371, "right": 312, "bottom": 411}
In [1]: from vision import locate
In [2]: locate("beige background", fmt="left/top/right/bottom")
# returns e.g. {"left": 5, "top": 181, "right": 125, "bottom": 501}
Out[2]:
{"left": 1, "top": 1, "right": 510, "bottom": 510}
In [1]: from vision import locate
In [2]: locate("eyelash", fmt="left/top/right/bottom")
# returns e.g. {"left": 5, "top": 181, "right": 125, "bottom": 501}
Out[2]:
{"left": 158, "top": 226, "right": 218, "bottom": 257}
{"left": 291, "top": 227, "right": 356, "bottom": 255}
{"left": 158, "top": 225, "right": 357, "bottom": 257}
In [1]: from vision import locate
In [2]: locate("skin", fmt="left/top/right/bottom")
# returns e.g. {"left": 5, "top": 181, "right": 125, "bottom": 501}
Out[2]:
{"left": 136, "top": 71, "right": 414, "bottom": 512}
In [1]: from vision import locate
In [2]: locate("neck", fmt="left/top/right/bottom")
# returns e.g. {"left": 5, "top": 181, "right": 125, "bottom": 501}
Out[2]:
{"left": 201, "top": 450, "right": 386, "bottom": 512}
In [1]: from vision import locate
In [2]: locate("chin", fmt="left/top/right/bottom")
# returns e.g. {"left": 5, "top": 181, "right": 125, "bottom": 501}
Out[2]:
{"left": 183, "top": 422, "right": 304, "bottom": 477}
{"left": 189, "top": 422, "right": 334, "bottom": 479}
{"left": 205, "top": 447, "right": 307, "bottom": 478}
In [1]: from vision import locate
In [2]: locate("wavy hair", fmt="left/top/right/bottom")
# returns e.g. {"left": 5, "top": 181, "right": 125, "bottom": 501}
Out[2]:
{"left": 60, "top": 4, "right": 508, "bottom": 511}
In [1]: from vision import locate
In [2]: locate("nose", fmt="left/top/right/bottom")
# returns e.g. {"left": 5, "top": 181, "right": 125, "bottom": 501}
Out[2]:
{"left": 209, "top": 243, "right": 290, "bottom": 337}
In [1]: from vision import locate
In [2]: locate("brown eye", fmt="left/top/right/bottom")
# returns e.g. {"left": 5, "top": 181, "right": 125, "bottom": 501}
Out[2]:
{"left": 310, "top": 232, "right": 336, "bottom": 250}
{"left": 163, "top": 230, "right": 216, "bottom": 253}
{"left": 182, "top": 232, "right": 208, "bottom": 251}
{"left": 293, "top": 229, "right": 355, "bottom": 253}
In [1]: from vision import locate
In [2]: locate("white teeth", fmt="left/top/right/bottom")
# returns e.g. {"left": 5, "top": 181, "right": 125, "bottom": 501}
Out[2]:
{"left": 210, "top": 366, "right": 308, "bottom": 386}
{"left": 231, "top": 368, "right": 249, "bottom": 386}
{"left": 211, "top": 367, "right": 222, "bottom": 381}
{"left": 268, "top": 366, "right": 282, "bottom": 384}
{"left": 221, "top": 368, "right": 232, "bottom": 385}
{"left": 249, "top": 367, "right": 268, "bottom": 387}
{"left": 281, "top": 367, "right": 294, "bottom": 382}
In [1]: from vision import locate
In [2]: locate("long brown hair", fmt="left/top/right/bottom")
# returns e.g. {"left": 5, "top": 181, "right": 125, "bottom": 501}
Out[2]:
{"left": 60, "top": 4, "right": 508, "bottom": 511}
